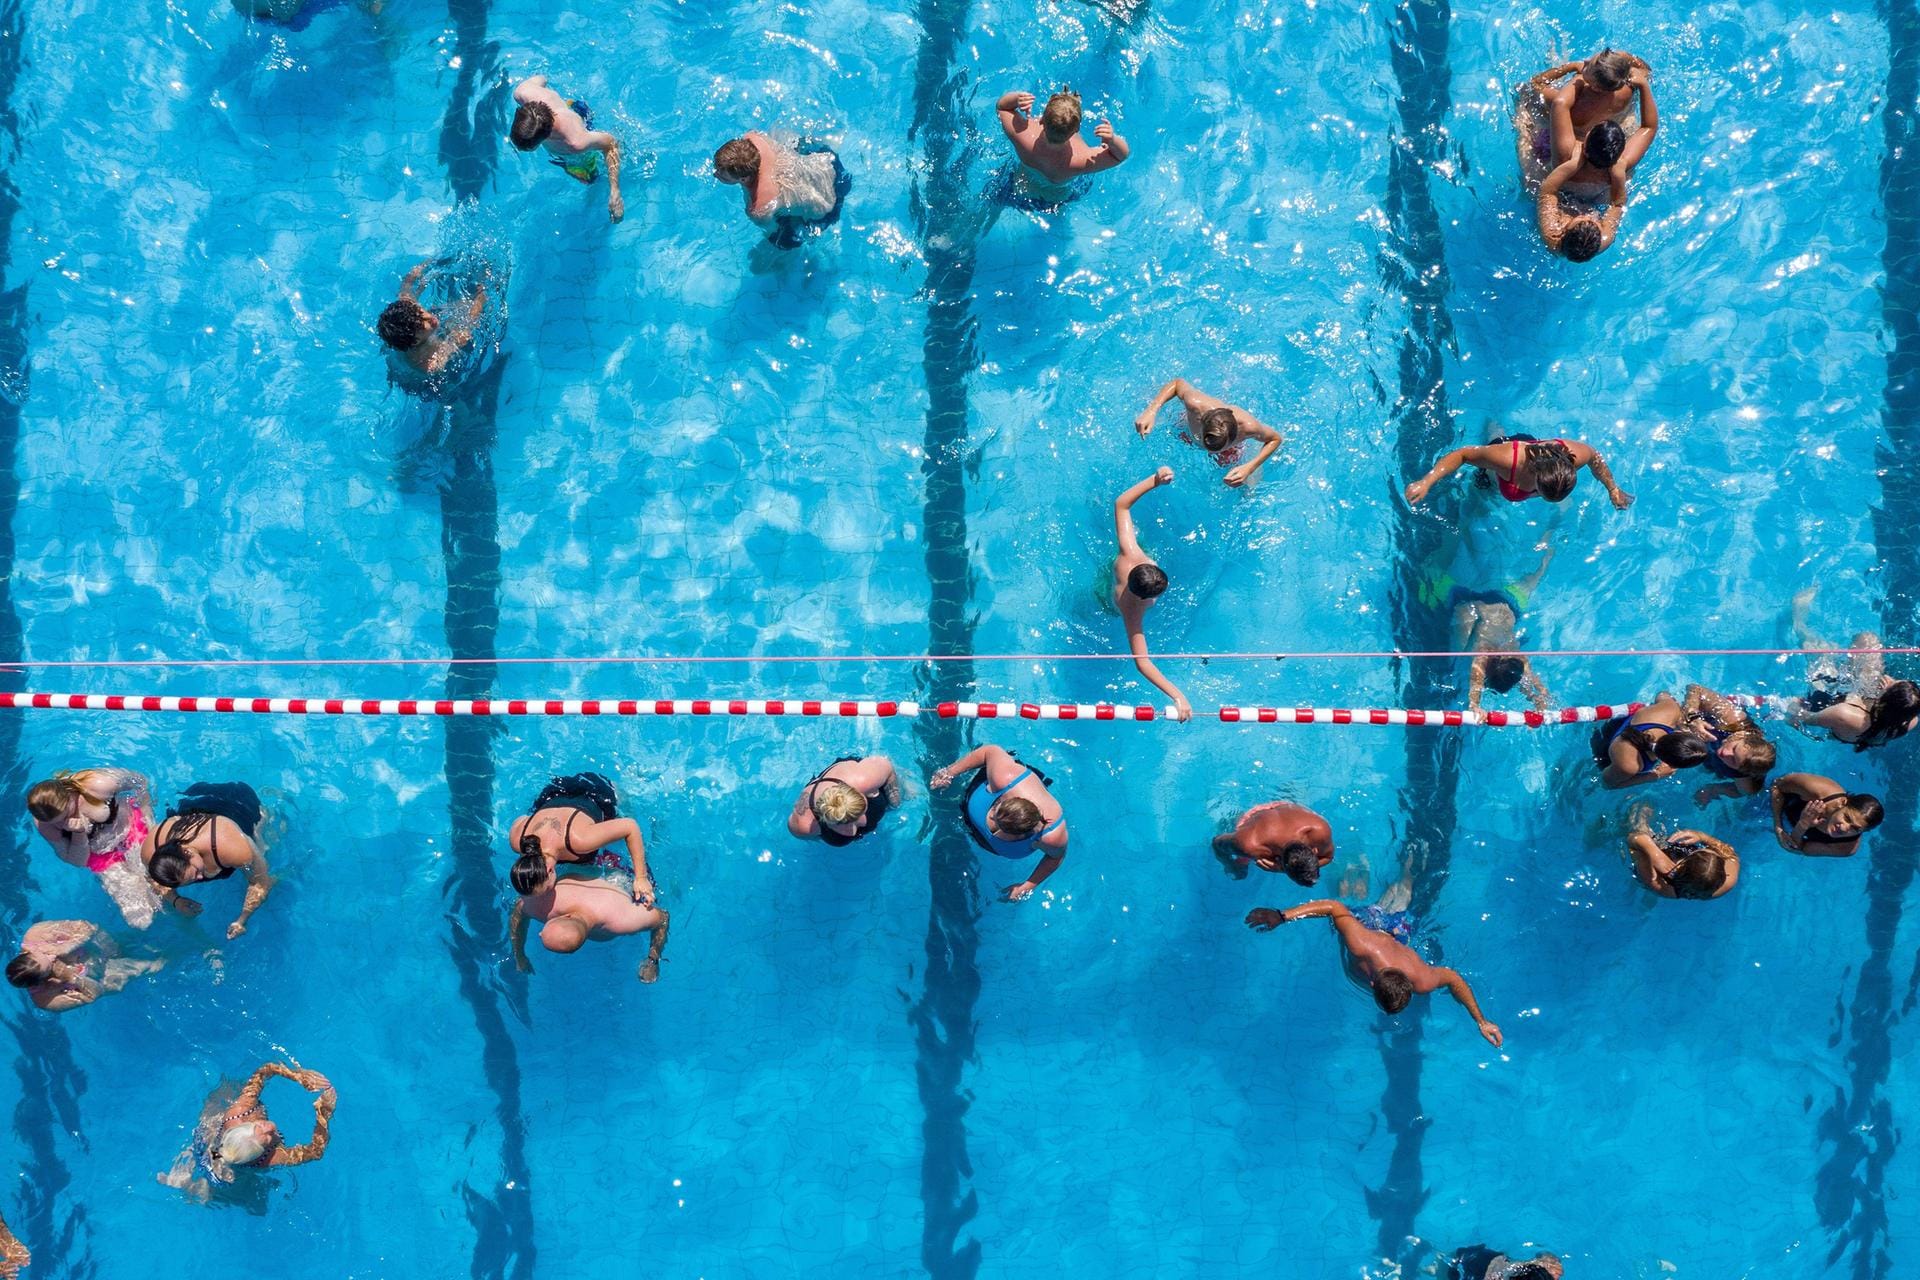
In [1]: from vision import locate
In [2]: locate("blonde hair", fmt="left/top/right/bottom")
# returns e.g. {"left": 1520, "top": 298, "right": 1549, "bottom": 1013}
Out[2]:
{"left": 1041, "top": 91, "right": 1081, "bottom": 143}
{"left": 26, "top": 770, "right": 96, "bottom": 821}
{"left": 991, "top": 796, "right": 1044, "bottom": 837}
{"left": 810, "top": 780, "right": 868, "bottom": 825}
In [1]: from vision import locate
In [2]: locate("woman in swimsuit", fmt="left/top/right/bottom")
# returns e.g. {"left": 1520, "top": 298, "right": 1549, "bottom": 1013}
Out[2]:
{"left": 1770, "top": 773, "right": 1884, "bottom": 857}
{"left": 1790, "top": 590, "right": 1920, "bottom": 749}
{"left": 143, "top": 782, "right": 275, "bottom": 940}
{"left": 26, "top": 767, "right": 188, "bottom": 930}
{"left": 1592, "top": 692, "right": 1712, "bottom": 790}
{"left": 161, "top": 1062, "right": 336, "bottom": 1203}
{"left": 788, "top": 755, "right": 900, "bottom": 846}
{"left": 930, "top": 743, "right": 1068, "bottom": 901}
{"left": 507, "top": 772, "right": 657, "bottom": 905}
{"left": 1625, "top": 807, "right": 1739, "bottom": 900}
{"left": 5, "top": 919, "right": 164, "bottom": 1012}
{"left": 1405, "top": 428, "right": 1632, "bottom": 508}
{"left": 1680, "top": 683, "right": 1777, "bottom": 802}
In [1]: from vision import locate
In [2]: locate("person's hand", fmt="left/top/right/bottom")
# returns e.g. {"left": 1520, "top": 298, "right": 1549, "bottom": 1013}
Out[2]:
{"left": 1478, "top": 1019, "right": 1503, "bottom": 1048}
{"left": 1693, "top": 786, "right": 1716, "bottom": 809}
{"left": 1134, "top": 409, "right": 1155, "bottom": 437}
{"left": 1630, "top": 65, "right": 1650, "bottom": 90}
{"left": 1245, "top": 908, "right": 1287, "bottom": 931}
{"left": 632, "top": 877, "right": 656, "bottom": 907}
{"left": 1223, "top": 464, "right": 1252, "bottom": 487}
{"left": 1154, "top": 465, "right": 1174, "bottom": 485}
{"left": 171, "top": 894, "right": 202, "bottom": 918}
{"left": 1610, "top": 487, "right": 1635, "bottom": 509}
{"left": 1095, "top": 121, "right": 1115, "bottom": 144}
{"left": 609, "top": 194, "right": 625, "bottom": 223}
{"left": 226, "top": 919, "right": 247, "bottom": 940}
{"left": 1013, "top": 91, "right": 1035, "bottom": 113}
{"left": 1172, "top": 696, "right": 1194, "bottom": 723}
{"left": 929, "top": 766, "right": 957, "bottom": 791}
{"left": 1404, "top": 478, "right": 1431, "bottom": 505}
{"left": 1003, "top": 881, "right": 1036, "bottom": 902}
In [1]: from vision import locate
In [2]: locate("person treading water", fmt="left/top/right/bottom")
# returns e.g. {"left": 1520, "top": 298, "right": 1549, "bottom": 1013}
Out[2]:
{"left": 27, "top": 766, "right": 186, "bottom": 929}
{"left": 1770, "top": 772, "right": 1884, "bottom": 858}
{"left": 1592, "top": 692, "right": 1712, "bottom": 791}
{"left": 506, "top": 772, "right": 658, "bottom": 906}
{"left": 162, "top": 1062, "right": 336, "bottom": 1203}
{"left": 931, "top": 743, "right": 1068, "bottom": 902}
{"left": 1212, "top": 800, "right": 1335, "bottom": 885}
{"left": 1679, "top": 683, "right": 1776, "bottom": 803}
{"left": 377, "top": 261, "right": 487, "bottom": 377}
{"left": 995, "top": 87, "right": 1129, "bottom": 206}
{"left": 788, "top": 754, "right": 900, "bottom": 845}
{"left": 1133, "top": 377, "right": 1287, "bottom": 487}
{"left": 1625, "top": 806, "right": 1740, "bottom": 901}
{"left": 143, "top": 782, "right": 275, "bottom": 940}
{"left": 1790, "top": 587, "right": 1920, "bottom": 749}
{"left": 1111, "top": 466, "right": 1193, "bottom": 720}
{"left": 5, "top": 920, "right": 164, "bottom": 1013}
{"left": 510, "top": 74, "right": 625, "bottom": 223}
{"left": 712, "top": 133, "right": 852, "bottom": 249}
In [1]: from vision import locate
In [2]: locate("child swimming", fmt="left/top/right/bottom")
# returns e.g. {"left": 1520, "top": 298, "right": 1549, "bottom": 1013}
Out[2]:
{"left": 1133, "top": 377, "right": 1286, "bottom": 487}
{"left": 509, "top": 74, "right": 625, "bottom": 222}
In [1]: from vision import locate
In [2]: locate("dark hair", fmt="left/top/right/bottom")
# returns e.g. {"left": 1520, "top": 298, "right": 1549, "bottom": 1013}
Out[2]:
{"left": 713, "top": 138, "right": 760, "bottom": 184}
{"left": 1583, "top": 119, "right": 1626, "bottom": 170}
{"left": 377, "top": 299, "right": 430, "bottom": 351}
{"left": 1857, "top": 680, "right": 1920, "bottom": 750}
{"left": 1508, "top": 1266, "right": 1557, "bottom": 1280}
{"left": 146, "top": 812, "right": 214, "bottom": 888}
{"left": 518, "top": 831, "right": 543, "bottom": 858}
{"left": 1527, "top": 442, "right": 1579, "bottom": 501}
{"left": 1653, "top": 731, "right": 1711, "bottom": 769}
{"left": 1373, "top": 969, "right": 1414, "bottom": 1014}
{"left": 1484, "top": 655, "right": 1525, "bottom": 693}
{"left": 5, "top": 953, "right": 47, "bottom": 988}
{"left": 510, "top": 101, "right": 554, "bottom": 150}
{"left": 1126, "top": 564, "right": 1168, "bottom": 599}
{"left": 1198, "top": 408, "right": 1237, "bottom": 452}
{"left": 1848, "top": 794, "right": 1887, "bottom": 830}
{"left": 510, "top": 854, "right": 551, "bottom": 896}
{"left": 1586, "top": 50, "right": 1634, "bottom": 91}
{"left": 1662, "top": 837, "right": 1731, "bottom": 900}
{"left": 1561, "top": 218, "right": 1605, "bottom": 263}
{"left": 1278, "top": 841, "right": 1320, "bottom": 887}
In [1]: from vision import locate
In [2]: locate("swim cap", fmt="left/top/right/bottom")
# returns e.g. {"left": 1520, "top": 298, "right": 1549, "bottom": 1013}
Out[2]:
{"left": 219, "top": 1122, "right": 269, "bottom": 1167}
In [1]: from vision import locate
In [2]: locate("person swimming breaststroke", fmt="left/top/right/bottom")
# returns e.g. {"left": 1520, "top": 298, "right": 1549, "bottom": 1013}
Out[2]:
{"left": 713, "top": 134, "right": 852, "bottom": 249}
{"left": 378, "top": 261, "right": 488, "bottom": 379}
{"left": 1111, "top": 466, "right": 1193, "bottom": 721}
{"left": 1406, "top": 428, "right": 1633, "bottom": 509}
{"left": 509, "top": 75, "right": 624, "bottom": 222}
{"left": 1133, "top": 377, "right": 1287, "bottom": 487}
{"left": 931, "top": 744, "right": 1069, "bottom": 902}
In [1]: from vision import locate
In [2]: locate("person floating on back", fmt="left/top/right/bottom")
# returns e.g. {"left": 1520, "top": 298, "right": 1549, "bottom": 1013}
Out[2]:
{"left": 995, "top": 88, "right": 1128, "bottom": 206}
{"left": 1134, "top": 377, "right": 1286, "bottom": 487}
{"left": 510, "top": 74, "right": 624, "bottom": 223}
{"left": 1212, "top": 801, "right": 1335, "bottom": 885}
{"left": 161, "top": 1062, "right": 336, "bottom": 1203}
{"left": 378, "top": 262, "right": 487, "bottom": 376}
{"left": 1112, "top": 467, "right": 1192, "bottom": 720}
{"left": 712, "top": 134, "right": 852, "bottom": 249}
{"left": 931, "top": 743, "right": 1069, "bottom": 901}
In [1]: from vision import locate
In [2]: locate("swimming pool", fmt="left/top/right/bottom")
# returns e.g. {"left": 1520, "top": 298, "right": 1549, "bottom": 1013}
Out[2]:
{"left": 0, "top": 0, "right": 1914, "bottom": 1274}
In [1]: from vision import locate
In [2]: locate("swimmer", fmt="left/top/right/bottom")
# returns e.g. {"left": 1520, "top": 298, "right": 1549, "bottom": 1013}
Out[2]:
{"left": 1770, "top": 773, "right": 1884, "bottom": 858}
{"left": 0, "top": 1212, "right": 25, "bottom": 1279}
{"left": 1425, "top": 544, "right": 1554, "bottom": 712}
{"left": 1448, "top": 1245, "right": 1565, "bottom": 1280}
{"left": 789, "top": 755, "right": 901, "bottom": 845}
{"left": 161, "top": 1062, "right": 336, "bottom": 1203}
{"left": 1245, "top": 870, "right": 1502, "bottom": 1047}
{"left": 1592, "top": 692, "right": 1712, "bottom": 790}
{"left": 1625, "top": 806, "right": 1739, "bottom": 900}
{"left": 377, "top": 262, "right": 487, "bottom": 375}
{"left": 27, "top": 767, "right": 186, "bottom": 929}
{"left": 1112, "top": 466, "right": 1193, "bottom": 721}
{"left": 1790, "top": 587, "right": 1920, "bottom": 749}
{"left": 1537, "top": 156, "right": 1625, "bottom": 262}
{"left": 143, "top": 782, "right": 274, "bottom": 940}
{"left": 1133, "top": 378, "right": 1286, "bottom": 487}
{"left": 1530, "top": 50, "right": 1652, "bottom": 169}
{"left": 509, "top": 75, "right": 624, "bottom": 223}
{"left": 930, "top": 744, "right": 1068, "bottom": 901}
{"left": 1680, "top": 683, "right": 1776, "bottom": 802}
{"left": 1211, "top": 801, "right": 1335, "bottom": 885}
{"left": 506, "top": 772, "right": 657, "bottom": 906}
{"left": 712, "top": 134, "right": 852, "bottom": 249}
{"left": 5, "top": 920, "right": 164, "bottom": 1012}
{"left": 1406, "top": 428, "right": 1632, "bottom": 508}
{"left": 996, "top": 88, "right": 1129, "bottom": 186}
{"left": 509, "top": 866, "right": 670, "bottom": 983}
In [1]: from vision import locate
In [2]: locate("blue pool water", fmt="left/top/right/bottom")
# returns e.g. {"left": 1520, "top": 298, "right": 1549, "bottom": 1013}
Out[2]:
{"left": 0, "top": 0, "right": 1916, "bottom": 1275}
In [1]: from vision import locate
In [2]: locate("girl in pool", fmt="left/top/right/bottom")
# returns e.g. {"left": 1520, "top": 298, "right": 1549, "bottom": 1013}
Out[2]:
{"left": 1770, "top": 773, "right": 1885, "bottom": 858}
{"left": 930, "top": 743, "right": 1068, "bottom": 901}
{"left": 5, "top": 920, "right": 164, "bottom": 1012}
{"left": 27, "top": 767, "right": 184, "bottom": 930}
{"left": 1790, "top": 588, "right": 1920, "bottom": 749}
{"left": 161, "top": 1062, "right": 336, "bottom": 1204}
{"left": 1405, "top": 426, "right": 1633, "bottom": 509}
{"left": 788, "top": 755, "right": 901, "bottom": 846}
{"left": 1132, "top": 377, "right": 1286, "bottom": 487}
{"left": 1592, "top": 692, "right": 1713, "bottom": 790}
{"left": 1680, "top": 683, "right": 1777, "bottom": 802}
{"left": 1624, "top": 807, "right": 1740, "bottom": 900}
{"left": 143, "top": 782, "right": 276, "bottom": 940}
{"left": 1522, "top": 50, "right": 1653, "bottom": 169}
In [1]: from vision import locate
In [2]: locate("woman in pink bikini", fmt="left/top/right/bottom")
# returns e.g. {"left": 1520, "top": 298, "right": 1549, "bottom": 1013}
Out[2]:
{"left": 1405, "top": 427, "right": 1634, "bottom": 508}
{"left": 27, "top": 768, "right": 195, "bottom": 929}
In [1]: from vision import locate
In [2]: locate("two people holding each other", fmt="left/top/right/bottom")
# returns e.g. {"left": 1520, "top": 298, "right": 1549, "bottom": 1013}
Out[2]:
{"left": 510, "top": 75, "right": 624, "bottom": 222}
{"left": 1521, "top": 49, "right": 1658, "bottom": 261}
{"left": 1134, "top": 377, "right": 1286, "bottom": 487}
{"left": 507, "top": 773, "right": 668, "bottom": 983}
{"left": 162, "top": 1062, "right": 336, "bottom": 1202}
{"left": 1593, "top": 688, "right": 1775, "bottom": 795}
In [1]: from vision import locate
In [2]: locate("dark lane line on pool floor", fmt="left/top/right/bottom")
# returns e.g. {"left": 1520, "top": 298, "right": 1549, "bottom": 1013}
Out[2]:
{"left": 0, "top": 0, "right": 92, "bottom": 1271}
{"left": 432, "top": 9, "right": 534, "bottom": 1279}
{"left": 1370, "top": 0, "right": 1463, "bottom": 1264}
{"left": 905, "top": 0, "right": 985, "bottom": 1274}
{"left": 1821, "top": 5, "right": 1920, "bottom": 1275}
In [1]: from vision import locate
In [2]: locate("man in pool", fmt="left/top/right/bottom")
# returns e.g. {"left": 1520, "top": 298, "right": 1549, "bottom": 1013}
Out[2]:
{"left": 996, "top": 88, "right": 1129, "bottom": 191}
{"left": 510, "top": 863, "right": 670, "bottom": 984}
{"left": 510, "top": 74, "right": 624, "bottom": 223}
{"left": 712, "top": 134, "right": 853, "bottom": 248}
{"left": 1212, "top": 801, "right": 1334, "bottom": 885}
{"left": 1245, "top": 876, "right": 1502, "bottom": 1046}
{"left": 1133, "top": 377, "right": 1286, "bottom": 487}
{"left": 378, "top": 262, "right": 487, "bottom": 376}
{"left": 1112, "top": 466, "right": 1192, "bottom": 721}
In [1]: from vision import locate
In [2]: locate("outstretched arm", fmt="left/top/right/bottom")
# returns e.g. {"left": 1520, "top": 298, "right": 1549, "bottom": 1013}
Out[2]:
{"left": 1134, "top": 378, "right": 1190, "bottom": 435}
{"left": 1005, "top": 849, "right": 1065, "bottom": 902}
{"left": 1521, "top": 662, "right": 1553, "bottom": 712}
{"left": 1128, "top": 625, "right": 1192, "bottom": 721}
{"left": 1405, "top": 446, "right": 1484, "bottom": 504}
{"left": 1580, "top": 446, "right": 1633, "bottom": 508}
{"left": 930, "top": 744, "right": 995, "bottom": 790}
{"left": 1438, "top": 968, "right": 1502, "bottom": 1046}
{"left": 590, "top": 132, "right": 624, "bottom": 222}
{"left": 1527, "top": 62, "right": 1583, "bottom": 93}
{"left": 228, "top": 851, "right": 274, "bottom": 940}
{"left": 1113, "top": 467, "right": 1172, "bottom": 554}
{"left": 399, "top": 262, "right": 427, "bottom": 301}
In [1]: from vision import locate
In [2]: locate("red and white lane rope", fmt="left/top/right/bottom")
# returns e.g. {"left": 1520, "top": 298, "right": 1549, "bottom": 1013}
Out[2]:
{"left": 0, "top": 691, "right": 1788, "bottom": 726}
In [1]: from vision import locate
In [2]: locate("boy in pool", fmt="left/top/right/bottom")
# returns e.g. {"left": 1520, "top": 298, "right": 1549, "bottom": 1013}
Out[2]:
{"left": 510, "top": 864, "right": 670, "bottom": 984}
{"left": 509, "top": 75, "right": 625, "bottom": 223}
{"left": 1133, "top": 377, "right": 1286, "bottom": 487}
{"left": 712, "top": 134, "right": 853, "bottom": 249}
{"left": 996, "top": 88, "right": 1129, "bottom": 190}
{"left": 1212, "top": 801, "right": 1335, "bottom": 885}
{"left": 378, "top": 262, "right": 487, "bottom": 376}
{"left": 1112, "top": 467, "right": 1192, "bottom": 721}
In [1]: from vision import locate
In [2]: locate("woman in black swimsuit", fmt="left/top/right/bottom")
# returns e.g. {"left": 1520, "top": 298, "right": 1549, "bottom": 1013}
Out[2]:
{"left": 144, "top": 782, "right": 274, "bottom": 939}
{"left": 1770, "top": 772, "right": 1885, "bottom": 857}
{"left": 787, "top": 754, "right": 900, "bottom": 846}
{"left": 506, "top": 772, "right": 656, "bottom": 906}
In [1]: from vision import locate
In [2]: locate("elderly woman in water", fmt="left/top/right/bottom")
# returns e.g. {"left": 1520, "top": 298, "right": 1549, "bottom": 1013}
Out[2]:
{"left": 788, "top": 754, "right": 901, "bottom": 846}
{"left": 161, "top": 1062, "right": 336, "bottom": 1203}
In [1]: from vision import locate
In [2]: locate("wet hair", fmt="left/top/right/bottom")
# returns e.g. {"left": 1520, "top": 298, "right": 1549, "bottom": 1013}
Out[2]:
{"left": 1661, "top": 834, "right": 1734, "bottom": 900}
{"left": 810, "top": 780, "right": 868, "bottom": 826}
{"left": 1126, "top": 563, "right": 1169, "bottom": 599}
{"left": 541, "top": 917, "right": 590, "bottom": 953}
{"left": 5, "top": 953, "right": 48, "bottom": 988}
{"left": 510, "top": 853, "right": 551, "bottom": 896}
{"left": 1856, "top": 680, "right": 1920, "bottom": 750}
{"left": 990, "top": 796, "right": 1045, "bottom": 838}
{"left": 147, "top": 811, "right": 217, "bottom": 888}
{"left": 1560, "top": 218, "right": 1606, "bottom": 263}
{"left": 510, "top": 101, "right": 554, "bottom": 150}
{"left": 25, "top": 772, "right": 84, "bottom": 822}
{"left": 1583, "top": 119, "right": 1626, "bottom": 169}
{"left": 1373, "top": 969, "right": 1415, "bottom": 1014}
{"left": 1277, "top": 841, "right": 1320, "bottom": 887}
{"left": 1507, "top": 1266, "right": 1557, "bottom": 1280}
{"left": 1041, "top": 90, "right": 1081, "bottom": 143}
{"left": 1847, "top": 794, "right": 1887, "bottom": 830}
{"left": 713, "top": 138, "right": 760, "bottom": 184}
{"left": 1652, "top": 731, "right": 1711, "bottom": 769}
{"left": 378, "top": 299, "right": 430, "bottom": 351}
{"left": 1585, "top": 50, "right": 1634, "bottom": 91}
{"left": 1722, "top": 728, "right": 1776, "bottom": 778}
{"left": 1198, "top": 408, "right": 1237, "bottom": 452}
{"left": 1484, "top": 656, "right": 1526, "bottom": 694}
{"left": 1525, "top": 442, "right": 1579, "bottom": 501}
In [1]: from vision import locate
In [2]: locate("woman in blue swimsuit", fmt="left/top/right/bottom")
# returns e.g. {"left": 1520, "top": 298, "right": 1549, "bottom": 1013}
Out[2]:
{"left": 1591, "top": 692, "right": 1711, "bottom": 790}
{"left": 930, "top": 743, "right": 1069, "bottom": 901}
